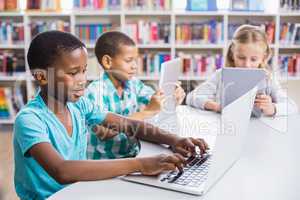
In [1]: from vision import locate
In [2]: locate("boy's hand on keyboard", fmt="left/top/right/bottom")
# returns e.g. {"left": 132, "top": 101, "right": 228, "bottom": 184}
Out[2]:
{"left": 170, "top": 137, "right": 209, "bottom": 157}
{"left": 138, "top": 153, "right": 185, "bottom": 175}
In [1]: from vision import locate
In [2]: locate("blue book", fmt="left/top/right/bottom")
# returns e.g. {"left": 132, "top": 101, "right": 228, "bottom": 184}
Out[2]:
{"left": 186, "top": 0, "right": 217, "bottom": 11}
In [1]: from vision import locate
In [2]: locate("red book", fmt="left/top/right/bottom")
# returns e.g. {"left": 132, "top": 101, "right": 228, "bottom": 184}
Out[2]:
{"left": 0, "top": 0, "right": 5, "bottom": 10}
{"left": 151, "top": 22, "right": 158, "bottom": 42}
{"left": 296, "top": 55, "right": 300, "bottom": 76}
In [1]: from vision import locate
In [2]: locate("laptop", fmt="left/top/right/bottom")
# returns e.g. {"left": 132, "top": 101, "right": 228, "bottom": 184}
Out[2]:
{"left": 121, "top": 67, "right": 263, "bottom": 195}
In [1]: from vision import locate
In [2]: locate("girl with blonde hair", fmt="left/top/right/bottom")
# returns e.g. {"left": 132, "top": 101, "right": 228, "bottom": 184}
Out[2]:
{"left": 186, "top": 24, "right": 298, "bottom": 117}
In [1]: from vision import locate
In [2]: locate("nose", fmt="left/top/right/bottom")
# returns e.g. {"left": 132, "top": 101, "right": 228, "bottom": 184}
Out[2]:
{"left": 131, "top": 60, "right": 138, "bottom": 70}
{"left": 244, "top": 60, "right": 252, "bottom": 68}
{"left": 77, "top": 73, "right": 87, "bottom": 87}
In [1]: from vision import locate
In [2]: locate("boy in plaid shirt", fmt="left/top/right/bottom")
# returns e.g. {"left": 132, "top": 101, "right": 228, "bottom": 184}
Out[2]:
{"left": 86, "top": 31, "right": 186, "bottom": 159}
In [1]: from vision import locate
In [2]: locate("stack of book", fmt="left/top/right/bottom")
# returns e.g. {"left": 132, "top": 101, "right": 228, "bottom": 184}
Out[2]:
{"left": 228, "top": 21, "right": 275, "bottom": 44}
{"left": 27, "top": 0, "right": 61, "bottom": 10}
{"left": 176, "top": 20, "right": 223, "bottom": 44}
{"left": 0, "top": 87, "right": 14, "bottom": 119}
{"left": 280, "top": 0, "right": 300, "bottom": 11}
{"left": 136, "top": 52, "right": 171, "bottom": 76}
{"left": 75, "top": 23, "right": 117, "bottom": 44}
{"left": 177, "top": 52, "right": 223, "bottom": 77}
{"left": 0, "top": 51, "right": 25, "bottom": 75}
{"left": 280, "top": 22, "right": 300, "bottom": 45}
{"left": 30, "top": 20, "right": 70, "bottom": 38}
{"left": 0, "top": 20, "right": 24, "bottom": 45}
{"left": 125, "top": 21, "right": 170, "bottom": 44}
{"left": 73, "top": 0, "right": 120, "bottom": 10}
{"left": 124, "top": 0, "right": 171, "bottom": 10}
{"left": 278, "top": 53, "right": 300, "bottom": 76}
{"left": 0, "top": 0, "right": 18, "bottom": 11}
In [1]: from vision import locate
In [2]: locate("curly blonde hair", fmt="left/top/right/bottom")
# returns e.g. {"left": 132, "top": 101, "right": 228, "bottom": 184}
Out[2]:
{"left": 225, "top": 24, "right": 272, "bottom": 70}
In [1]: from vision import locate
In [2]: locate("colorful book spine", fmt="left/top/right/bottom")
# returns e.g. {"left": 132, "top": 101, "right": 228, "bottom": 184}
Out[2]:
{"left": 125, "top": 21, "right": 170, "bottom": 44}
{"left": 125, "top": 0, "right": 171, "bottom": 10}
{"left": 0, "top": 21, "right": 24, "bottom": 44}
{"left": 0, "top": 0, "right": 18, "bottom": 10}
{"left": 73, "top": 0, "right": 120, "bottom": 10}
{"left": 75, "top": 23, "right": 115, "bottom": 43}
{"left": 0, "top": 87, "right": 15, "bottom": 119}
{"left": 30, "top": 20, "right": 70, "bottom": 38}
{"left": 0, "top": 51, "right": 26, "bottom": 75}
{"left": 177, "top": 52, "right": 223, "bottom": 77}
{"left": 278, "top": 53, "right": 300, "bottom": 77}
{"left": 280, "top": 23, "right": 300, "bottom": 45}
{"left": 27, "top": 0, "right": 61, "bottom": 10}
{"left": 228, "top": 21, "right": 275, "bottom": 44}
{"left": 176, "top": 20, "right": 224, "bottom": 44}
{"left": 136, "top": 52, "right": 171, "bottom": 76}
{"left": 280, "top": 0, "right": 300, "bottom": 11}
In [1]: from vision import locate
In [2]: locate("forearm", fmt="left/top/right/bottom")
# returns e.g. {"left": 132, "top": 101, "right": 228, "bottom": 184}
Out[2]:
{"left": 56, "top": 158, "right": 141, "bottom": 184}
{"left": 102, "top": 113, "right": 178, "bottom": 146}
{"left": 128, "top": 110, "right": 158, "bottom": 120}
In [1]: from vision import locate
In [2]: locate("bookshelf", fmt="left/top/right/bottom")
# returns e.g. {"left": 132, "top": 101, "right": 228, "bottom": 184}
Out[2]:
{"left": 0, "top": 0, "right": 300, "bottom": 124}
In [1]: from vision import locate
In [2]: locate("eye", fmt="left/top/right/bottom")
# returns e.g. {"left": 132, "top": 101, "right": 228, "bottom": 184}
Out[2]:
{"left": 68, "top": 71, "right": 78, "bottom": 76}
{"left": 251, "top": 58, "right": 258, "bottom": 62}
{"left": 237, "top": 56, "right": 246, "bottom": 60}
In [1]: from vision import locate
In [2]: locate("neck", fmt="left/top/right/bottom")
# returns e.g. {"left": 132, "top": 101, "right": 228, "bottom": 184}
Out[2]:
{"left": 107, "top": 72, "right": 124, "bottom": 90}
{"left": 40, "top": 88, "right": 68, "bottom": 114}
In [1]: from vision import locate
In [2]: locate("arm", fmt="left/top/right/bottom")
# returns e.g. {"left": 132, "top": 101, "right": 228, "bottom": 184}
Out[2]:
{"left": 102, "top": 113, "right": 209, "bottom": 155}
{"left": 29, "top": 142, "right": 141, "bottom": 184}
{"left": 186, "top": 70, "right": 221, "bottom": 110}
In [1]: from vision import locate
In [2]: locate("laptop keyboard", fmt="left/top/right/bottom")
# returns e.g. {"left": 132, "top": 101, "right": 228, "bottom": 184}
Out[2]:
{"left": 160, "top": 154, "right": 211, "bottom": 188}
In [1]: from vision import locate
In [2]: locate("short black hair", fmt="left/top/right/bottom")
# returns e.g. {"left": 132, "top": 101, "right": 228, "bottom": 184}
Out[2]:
{"left": 94, "top": 31, "right": 136, "bottom": 65}
{"left": 27, "top": 30, "right": 86, "bottom": 71}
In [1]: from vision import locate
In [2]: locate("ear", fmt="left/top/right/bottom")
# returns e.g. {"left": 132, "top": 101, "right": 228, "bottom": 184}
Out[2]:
{"left": 101, "top": 55, "right": 112, "bottom": 70}
{"left": 32, "top": 69, "right": 48, "bottom": 86}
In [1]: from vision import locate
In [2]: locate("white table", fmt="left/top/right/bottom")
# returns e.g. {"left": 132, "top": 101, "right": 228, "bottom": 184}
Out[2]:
{"left": 49, "top": 106, "right": 300, "bottom": 200}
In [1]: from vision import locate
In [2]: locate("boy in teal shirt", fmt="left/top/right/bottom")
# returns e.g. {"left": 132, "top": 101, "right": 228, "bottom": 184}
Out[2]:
{"left": 13, "top": 31, "right": 208, "bottom": 200}
{"left": 86, "top": 31, "right": 186, "bottom": 159}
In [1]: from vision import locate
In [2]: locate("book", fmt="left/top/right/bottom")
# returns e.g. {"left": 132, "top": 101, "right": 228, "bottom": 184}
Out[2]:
{"left": 30, "top": 20, "right": 70, "bottom": 38}
{"left": 75, "top": 23, "right": 117, "bottom": 44}
{"left": 125, "top": 0, "right": 171, "bottom": 10}
{"left": 136, "top": 52, "right": 171, "bottom": 76}
{"left": 73, "top": 0, "right": 120, "bottom": 10}
{"left": 177, "top": 52, "right": 223, "bottom": 77}
{"left": 0, "top": 51, "right": 25, "bottom": 76}
{"left": 27, "top": 0, "right": 61, "bottom": 10}
{"left": 4, "top": 0, "right": 18, "bottom": 10}
{"left": 176, "top": 20, "right": 223, "bottom": 44}
{"left": 280, "top": 23, "right": 300, "bottom": 45}
{"left": 280, "top": 0, "right": 300, "bottom": 10}
{"left": 228, "top": 21, "right": 275, "bottom": 44}
{"left": 0, "top": 20, "right": 24, "bottom": 45}
{"left": 0, "top": 87, "right": 15, "bottom": 119}
{"left": 125, "top": 21, "right": 170, "bottom": 44}
{"left": 278, "top": 53, "right": 300, "bottom": 77}
{"left": 186, "top": 0, "right": 217, "bottom": 11}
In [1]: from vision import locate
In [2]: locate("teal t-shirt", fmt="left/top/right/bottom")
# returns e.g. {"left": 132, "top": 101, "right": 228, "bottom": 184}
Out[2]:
{"left": 13, "top": 93, "right": 106, "bottom": 200}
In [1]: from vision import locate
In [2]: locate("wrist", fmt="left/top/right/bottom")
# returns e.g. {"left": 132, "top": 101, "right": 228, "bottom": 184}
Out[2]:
{"left": 132, "top": 158, "right": 143, "bottom": 173}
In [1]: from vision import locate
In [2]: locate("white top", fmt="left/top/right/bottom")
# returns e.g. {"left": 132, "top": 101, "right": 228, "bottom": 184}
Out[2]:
{"left": 186, "top": 69, "right": 299, "bottom": 116}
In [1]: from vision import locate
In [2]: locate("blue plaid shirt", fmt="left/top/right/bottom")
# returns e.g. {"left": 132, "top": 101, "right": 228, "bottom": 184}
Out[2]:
{"left": 85, "top": 72, "right": 155, "bottom": 159}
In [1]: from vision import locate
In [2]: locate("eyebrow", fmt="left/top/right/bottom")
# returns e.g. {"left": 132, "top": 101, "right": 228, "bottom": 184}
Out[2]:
{"left": 68, "top": 64, "right": 87, "bottom": 70}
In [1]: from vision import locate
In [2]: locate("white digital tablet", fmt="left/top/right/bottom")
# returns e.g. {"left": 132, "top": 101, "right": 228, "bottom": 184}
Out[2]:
{"left": 159, "top": 58, "right": 182, "bottom": 113}
{"left": 221, "top": 67, "right": 266, "bottom": 108}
